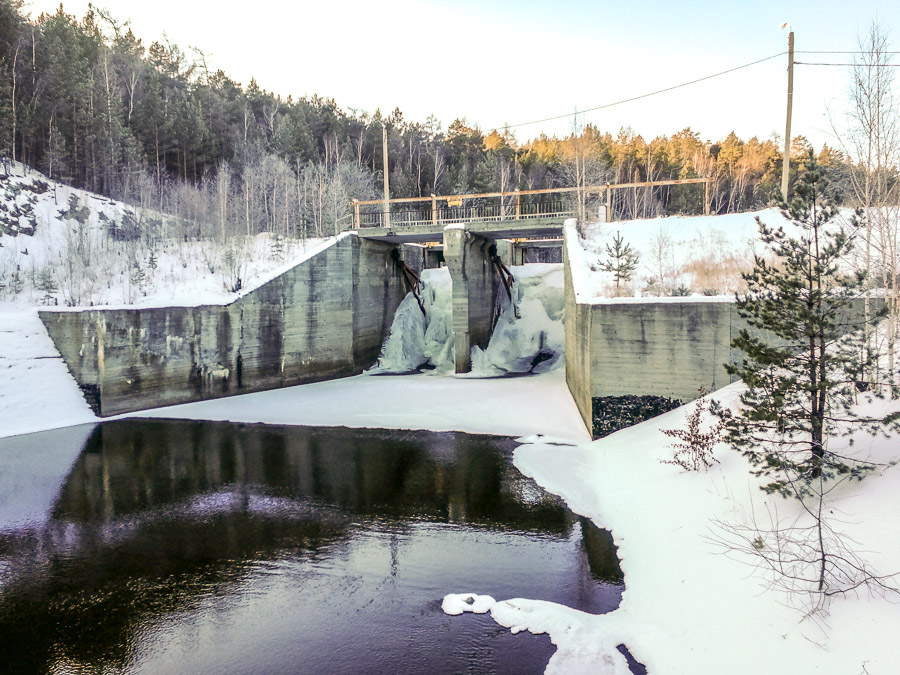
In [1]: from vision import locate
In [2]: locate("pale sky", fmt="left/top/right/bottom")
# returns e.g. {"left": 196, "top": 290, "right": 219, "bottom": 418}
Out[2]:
{"left": 23, "top": 0, "right": 900, "bottom": 149}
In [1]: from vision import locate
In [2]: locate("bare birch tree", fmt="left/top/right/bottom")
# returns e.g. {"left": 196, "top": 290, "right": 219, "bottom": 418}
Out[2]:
{"left": 834, "top": 21, "right": 900, "bottom": 383}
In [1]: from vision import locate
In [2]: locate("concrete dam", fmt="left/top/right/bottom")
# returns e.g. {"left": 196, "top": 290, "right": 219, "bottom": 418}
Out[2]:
{"left": 40, "top": 220, "right": 817, "bottom": 437}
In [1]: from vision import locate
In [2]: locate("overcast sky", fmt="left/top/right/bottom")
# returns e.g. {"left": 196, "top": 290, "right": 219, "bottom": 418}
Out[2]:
{"left": 23, "top": 0, "right": 900, "bottom": 149}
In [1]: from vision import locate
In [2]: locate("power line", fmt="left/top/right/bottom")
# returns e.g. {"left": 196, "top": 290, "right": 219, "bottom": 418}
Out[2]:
{"left": 796, "top": 61, "right": 900, "bottom": 67}
{"left": 490, "top": 51, "right": 786, "bottom": 133}
{"left": 795, "top": 50, "right": 900, "bottom": 54}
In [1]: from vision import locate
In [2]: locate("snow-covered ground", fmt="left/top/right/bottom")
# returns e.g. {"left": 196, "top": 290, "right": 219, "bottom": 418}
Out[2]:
{"left": 0, "top": 308, "right": 98, "bottom": 437}
{"left": 571, "top": 207, "right": 814, "bottom": 300}
{"left": 480, "top": 387, "right": 900, "bottom": 674}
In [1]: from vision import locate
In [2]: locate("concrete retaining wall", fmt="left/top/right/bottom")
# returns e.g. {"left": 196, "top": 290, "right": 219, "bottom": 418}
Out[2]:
{"left": 563, "top": 223, "right": 878, "bottom": 438}
{"left": 565, "top": 226, "right": 744, "bottom": 437}
{"left": 40, "top": 235, "right": 407, "bottom": 417}
{"left": 564, "top": 216, "right": 756, "bottom": 437}
{"left": 565, "top": 238, "right": 737, "bottom": 437}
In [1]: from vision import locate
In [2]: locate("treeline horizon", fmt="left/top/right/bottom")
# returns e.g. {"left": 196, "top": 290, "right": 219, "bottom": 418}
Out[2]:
{"left": 0, "top": 1, "right": 854, "bottom": 239}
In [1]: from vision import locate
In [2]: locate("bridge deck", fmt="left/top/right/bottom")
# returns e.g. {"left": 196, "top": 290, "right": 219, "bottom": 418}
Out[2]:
{"left": 354, "top": 216, "right": 568, "bottom": 244}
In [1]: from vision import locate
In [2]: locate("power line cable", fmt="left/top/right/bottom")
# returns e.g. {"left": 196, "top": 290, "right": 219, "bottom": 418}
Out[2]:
{"left": 490, "top": 51, "right": 786, "bottom": 133}
{"left": 795, "top": 50, "right": 900, "bottom": 54}
{"left": 796, "top": 61, "right": 900, "bottom": 67}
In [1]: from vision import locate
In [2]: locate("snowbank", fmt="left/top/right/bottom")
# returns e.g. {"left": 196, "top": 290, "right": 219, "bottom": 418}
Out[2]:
{"left": 444, "top": 594, "right": 633, "bottom": 674}
{"left": 0, "top": 309, "right": 98, "bottom": 437}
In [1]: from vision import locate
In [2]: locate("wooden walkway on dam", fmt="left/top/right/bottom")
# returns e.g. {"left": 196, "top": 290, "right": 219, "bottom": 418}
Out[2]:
{"left": 351, "top": 178, "right": 711, "bottom": 244}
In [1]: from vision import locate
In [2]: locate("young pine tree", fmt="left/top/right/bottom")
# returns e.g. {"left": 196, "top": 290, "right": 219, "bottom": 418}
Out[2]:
{"left": 722, "top": 154, "right": 884, "bottom": 496}
{"left": 601, "top": 230, "right": 639, "bottom": 296}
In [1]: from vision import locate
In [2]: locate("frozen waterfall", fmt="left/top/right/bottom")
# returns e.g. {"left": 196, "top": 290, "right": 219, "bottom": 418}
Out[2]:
{"left": 370, "top": 263, "right": 565, "bottom": 377}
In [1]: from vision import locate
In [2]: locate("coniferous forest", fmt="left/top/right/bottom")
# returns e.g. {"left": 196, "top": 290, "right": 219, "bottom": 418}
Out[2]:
{"left": 0, "top": 1, "right": 853, "bottom": 240}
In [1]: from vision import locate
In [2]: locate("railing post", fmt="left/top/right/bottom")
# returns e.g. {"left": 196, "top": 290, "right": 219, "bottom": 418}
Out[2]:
{"left": 704, "top": 179, "right": 710, "bottom": 216}
{"left": 431, "top": 193, "right": 437, "bottom": 227}
{"left": 515, "top": 189, "right": 521, "bottom": 220}
{"left": 605, "top": 185, "right": 612, "bottom": 223}
{"left": 352, "top": 199, "right": 359, "bottom": 229}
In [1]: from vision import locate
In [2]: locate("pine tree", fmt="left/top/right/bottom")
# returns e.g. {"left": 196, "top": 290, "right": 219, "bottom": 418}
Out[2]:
{"left": 36, "top": 267, "right": 58, "bottom": 305}
{"left": 601, "top": 230, "right": 639, "bottom": 296}
{"left": 270, "top": 232, "right": 284, "bottom": 261}
{"left": 721, "top": 154, "right": 885, "bottom": 496}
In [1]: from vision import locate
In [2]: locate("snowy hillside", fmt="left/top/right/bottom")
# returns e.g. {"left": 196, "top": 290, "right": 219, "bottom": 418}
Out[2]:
{"left": 0, "top": 162, "right": 337, "bottom": 310}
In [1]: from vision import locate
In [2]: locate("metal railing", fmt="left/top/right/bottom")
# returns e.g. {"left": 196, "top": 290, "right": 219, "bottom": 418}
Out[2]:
{"left": 351, "top": 178, "right": 711, "bottom": 231}
{"left": 355, "top": 199, "right": 574, "bottom": 229}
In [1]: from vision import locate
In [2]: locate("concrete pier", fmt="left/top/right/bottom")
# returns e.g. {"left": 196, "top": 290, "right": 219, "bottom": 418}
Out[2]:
{"left": 442, "top": 226, "right": 510, "bottom": 373}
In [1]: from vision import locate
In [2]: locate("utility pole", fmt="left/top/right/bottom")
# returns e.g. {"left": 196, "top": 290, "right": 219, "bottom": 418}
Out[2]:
{"left": 382, "top": 121, "right": 391, "bottom": 230}
{"left": 781, "top": 27, "right": 794, "bottom": 202}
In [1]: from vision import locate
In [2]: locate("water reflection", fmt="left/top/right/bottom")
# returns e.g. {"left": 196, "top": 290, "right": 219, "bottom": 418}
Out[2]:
{"left": 0, "top": 420, "right": 623, "bottom": 674}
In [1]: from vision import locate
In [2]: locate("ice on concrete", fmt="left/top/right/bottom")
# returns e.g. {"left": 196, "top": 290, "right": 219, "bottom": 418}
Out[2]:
{"left": 373, "top": 263, "right": 565, "bottom": 377}
{"left": 470, "top": 263, "right": 564, "bottom": 376}
{"left": 370, "top": 267, "right": 454, "bottom": 374}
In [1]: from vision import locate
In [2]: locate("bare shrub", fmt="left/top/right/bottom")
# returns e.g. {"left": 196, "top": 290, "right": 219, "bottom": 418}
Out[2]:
{"left": 712, "top": 491, "right": 898, "bottom": 618}
{"left": 660, "top": 388, "right": 724, "bottom": 471}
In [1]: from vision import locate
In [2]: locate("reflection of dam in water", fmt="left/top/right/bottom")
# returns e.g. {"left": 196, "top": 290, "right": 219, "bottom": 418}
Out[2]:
{"left": 0, "top": 421, "right": 624, "bottom": 674}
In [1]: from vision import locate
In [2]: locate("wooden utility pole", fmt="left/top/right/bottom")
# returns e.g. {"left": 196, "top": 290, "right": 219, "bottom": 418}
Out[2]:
{"left": 382, "top": 122, "right": 391, "bottom": 229}
{"left": 781, "top": 28, "right": 794, "bottom": 201}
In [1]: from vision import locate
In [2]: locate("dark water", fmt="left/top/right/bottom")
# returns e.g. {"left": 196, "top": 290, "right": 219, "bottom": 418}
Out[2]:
{"left": 0, "top": 421, "right": 626, "bottom": 674}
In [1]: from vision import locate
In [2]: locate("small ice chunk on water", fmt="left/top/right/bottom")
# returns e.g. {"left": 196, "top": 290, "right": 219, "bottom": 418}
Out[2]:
{"left": 441, "top": 593, "right": 496, "bottom": 616}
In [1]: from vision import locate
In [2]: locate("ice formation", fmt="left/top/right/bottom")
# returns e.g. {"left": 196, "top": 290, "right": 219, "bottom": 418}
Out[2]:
{"left": 370, "top": 267, "right": 454, "bottom": 374}
{"left": 371, "top": 263, "right": 565, "bottom": 377}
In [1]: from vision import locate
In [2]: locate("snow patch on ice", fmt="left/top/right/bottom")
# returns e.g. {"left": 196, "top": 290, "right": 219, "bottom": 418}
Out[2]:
{"left": 441, "top": 592, "right": 496, "bottom": 615}
{"left": 442, "top": 593, "right": 632, "bottom": 674}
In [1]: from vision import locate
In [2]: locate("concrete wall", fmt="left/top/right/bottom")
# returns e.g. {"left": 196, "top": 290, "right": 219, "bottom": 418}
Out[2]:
{"left": 443, "top": 227, "right": 506, "bottom": 372}
{"left": 563, "top": 221, "right": 878, "bottom": 438}
{"left": 589, "top": 301, "right": 737, "bottom": 401}
{"left": 563, "top": 237, "right": 595, "bottom": 433}
{"left": 563, "top": 221, "right": 748, "bottom": 437}
{"left": 399, "top": 244, "right": 443, "bottom": 274}
{"left": 40, "top": 235, "right": 407, "bottom": 417}
{"left": 565, "top": 293, "right": 742, "bottom": 437}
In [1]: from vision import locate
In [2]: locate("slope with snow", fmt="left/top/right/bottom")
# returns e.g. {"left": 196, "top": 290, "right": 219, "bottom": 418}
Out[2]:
{"left": 572, "top": 208, "right": 794, "bottom": 300}
{"left": 0, "top": 162, "right": 338, "bottom": 311}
